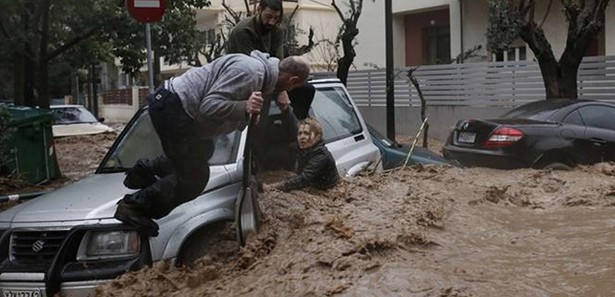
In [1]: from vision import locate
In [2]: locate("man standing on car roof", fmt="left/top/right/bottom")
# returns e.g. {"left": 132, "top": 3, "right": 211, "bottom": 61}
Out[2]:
{"left": 227, "top": 0, "right": 316, "bottom": 170}
{"left": 114, "top": 51, "right": 310, "bottom": 237}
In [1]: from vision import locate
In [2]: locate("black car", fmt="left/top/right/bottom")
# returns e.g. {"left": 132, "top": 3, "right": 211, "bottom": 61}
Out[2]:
{"left": 443, "top": 100, "right": 615, "bottom": 170}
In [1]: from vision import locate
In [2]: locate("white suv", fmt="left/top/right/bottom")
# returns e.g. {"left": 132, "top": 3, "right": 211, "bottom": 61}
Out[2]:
{"left": 0, "top": 79, "right": 381, "bottom": 297}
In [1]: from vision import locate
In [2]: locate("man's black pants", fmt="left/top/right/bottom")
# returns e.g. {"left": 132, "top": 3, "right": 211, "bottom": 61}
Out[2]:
{"left": 124, "top": 88, "right": 214, "bottom": 219}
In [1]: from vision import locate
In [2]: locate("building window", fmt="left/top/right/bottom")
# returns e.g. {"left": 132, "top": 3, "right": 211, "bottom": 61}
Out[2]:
{"left": 203, "top": 29, "right": 216, "bottom": 45}
{"left": 249, "top": 0, "right": 297, "bottom": 3}
{"left": 423, "top": 26, "right": 450, "bottom": 65}
{"left": 493, "top": 46, "right": 527, "bottom": 62}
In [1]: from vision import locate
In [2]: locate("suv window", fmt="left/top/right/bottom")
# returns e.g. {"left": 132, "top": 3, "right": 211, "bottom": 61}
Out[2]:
{"left": 99, "top": 110, "right": 240, "bottom": 172}
{"left": 311, "top": 87, "right": 363, "bottom": 142}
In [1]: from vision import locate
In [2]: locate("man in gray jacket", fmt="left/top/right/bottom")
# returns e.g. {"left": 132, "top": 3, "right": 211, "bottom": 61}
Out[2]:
{"left": 114, "top": 50, "right": 310, "bottom": 236}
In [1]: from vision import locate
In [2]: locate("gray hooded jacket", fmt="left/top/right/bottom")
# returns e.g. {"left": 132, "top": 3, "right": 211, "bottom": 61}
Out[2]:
{"left": 167, "top": 51, "right": 279, "bottom": 138}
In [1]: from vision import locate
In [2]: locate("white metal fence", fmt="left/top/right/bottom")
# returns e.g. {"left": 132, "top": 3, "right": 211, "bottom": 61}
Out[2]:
{"left": 314, "top": 55, "right": 615, "bottom": 107}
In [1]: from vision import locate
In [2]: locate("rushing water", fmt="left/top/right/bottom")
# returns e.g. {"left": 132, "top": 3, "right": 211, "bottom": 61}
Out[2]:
{"left": 342, "top": 202, "right": 615, "bottom": 297}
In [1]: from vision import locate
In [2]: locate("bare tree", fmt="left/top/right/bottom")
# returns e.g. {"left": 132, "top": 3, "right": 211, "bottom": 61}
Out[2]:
{"left": 331, "top": 0, "right": 370, "bottom": 85}
{"left": 283, "top": 5, "right": 316, "bottom": 57}
{"left": 406, "top": 68, "right": 429, "bottom": 148}
{"left": 312, "top": 38, "right": 339, "bottom": 72}
{"left": 487, "top": 0, "right": 610, "bottom": 99}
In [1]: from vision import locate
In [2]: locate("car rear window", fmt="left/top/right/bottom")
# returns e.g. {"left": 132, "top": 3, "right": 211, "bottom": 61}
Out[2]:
{"left": 501, "top": 100, "right": 575, "bottom": 120}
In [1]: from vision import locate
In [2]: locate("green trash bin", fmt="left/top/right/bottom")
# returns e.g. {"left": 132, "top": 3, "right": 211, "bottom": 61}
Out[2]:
{"left": 0, "top": 106, "right": 59, "bottom": 184}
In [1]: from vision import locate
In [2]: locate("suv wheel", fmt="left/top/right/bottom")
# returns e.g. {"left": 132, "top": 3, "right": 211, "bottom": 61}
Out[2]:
{"left": 176, "top": 221, "right": 237, "bottom": 267}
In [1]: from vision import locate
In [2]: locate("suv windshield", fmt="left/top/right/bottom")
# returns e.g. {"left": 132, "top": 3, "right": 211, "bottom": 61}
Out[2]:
{"left": 99, "top": 109, "right": 240, "bottom": 172}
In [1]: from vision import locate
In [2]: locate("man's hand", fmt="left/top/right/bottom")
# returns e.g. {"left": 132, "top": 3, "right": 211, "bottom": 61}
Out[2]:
{"left": 275, "top": 91, "right": 290, "bottom": 111}
{"left": 246, "top": 91, "right": 264, "bottom": 115}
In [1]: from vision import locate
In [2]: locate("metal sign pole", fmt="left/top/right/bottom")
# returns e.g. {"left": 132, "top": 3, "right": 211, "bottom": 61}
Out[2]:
{"left": 145, "top": 23, "right": 154, "bottom": 92}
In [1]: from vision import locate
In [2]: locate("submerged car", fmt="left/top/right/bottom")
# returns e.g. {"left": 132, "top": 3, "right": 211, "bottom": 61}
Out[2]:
{"left": 367, "top": 124, "right": 453, "bottom": 169}
{"left": 442, "top": 99, "right": 615, "bottom": 170}
{"left": 0, "top": 79, "right": 381, "bottom": 297}
{"left": 50, "top": 105, "right": 114, "bottom": 137}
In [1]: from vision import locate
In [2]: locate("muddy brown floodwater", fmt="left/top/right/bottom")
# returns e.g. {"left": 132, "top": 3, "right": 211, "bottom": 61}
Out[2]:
{"left": 95, "top": 163, "right": 615, "bottom": 297}
{"left": 1, "top": 131, "right": 614, "bottom": 297}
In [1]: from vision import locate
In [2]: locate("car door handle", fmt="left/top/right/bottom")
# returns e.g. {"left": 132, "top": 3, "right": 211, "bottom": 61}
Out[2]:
{"left": 589, "top": 138, "right": 608, "bottom": 146}
{"left": 354, "top": 134, "right": 365, "bottom": 142}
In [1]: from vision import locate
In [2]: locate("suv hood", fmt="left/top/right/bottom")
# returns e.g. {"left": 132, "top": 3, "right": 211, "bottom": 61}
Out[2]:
{"left": 0, "top": 166, "right": 232, "bottom": 225}
{"left": 0, "top": 173, "right": 128, "bottom": 224}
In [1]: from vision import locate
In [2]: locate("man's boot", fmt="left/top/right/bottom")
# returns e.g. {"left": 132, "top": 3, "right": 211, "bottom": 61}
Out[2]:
{"left": 113, "top": 198, "right": 159, "bottom": 237}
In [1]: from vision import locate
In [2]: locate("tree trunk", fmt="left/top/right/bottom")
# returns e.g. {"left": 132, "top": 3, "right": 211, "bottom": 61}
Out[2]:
{"left": 515, "top": 1, "right": 609, "bottom": 100}
{"left": 336, "top": 25, "right": 358, "bottom": 86}
{"left": 154, "top": 51, "right": 162, "bottom": 88}
{"left": 21, "top": 2, "right": 36, "bottom": 107}
{"left": 13, "top": 53, "right": 25, "bottom": 106}
{"left": 36, "top": 0, "right": 51, "bottom": 109}
{"left": 23, "top": 46, "right": 36, "bottom": 107}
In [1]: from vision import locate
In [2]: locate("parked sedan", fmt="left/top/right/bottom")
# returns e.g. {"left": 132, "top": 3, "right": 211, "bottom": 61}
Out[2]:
{"left": 50, "top": 105, "right": 114, "bottom": 137}
{"left": 367, "top": 124, "right": 453, "bottom": 169}
{"left": 443, "top": 100, "right": 615, "bottom": 170}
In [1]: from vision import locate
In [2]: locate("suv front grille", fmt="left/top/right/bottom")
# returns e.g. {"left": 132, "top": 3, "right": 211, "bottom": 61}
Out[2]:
{"left": 10, "top": 230, "right": 69, "bottom": 265}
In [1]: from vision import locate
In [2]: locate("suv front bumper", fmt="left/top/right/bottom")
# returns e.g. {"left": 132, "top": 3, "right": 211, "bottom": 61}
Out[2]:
{"left": 1, "top": 276, "right": 108, "bottom": 297}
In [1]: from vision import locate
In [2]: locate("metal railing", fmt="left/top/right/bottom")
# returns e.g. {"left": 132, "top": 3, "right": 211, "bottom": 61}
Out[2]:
{"left": 314, "top": 55, "right": 615, "bottom": 107}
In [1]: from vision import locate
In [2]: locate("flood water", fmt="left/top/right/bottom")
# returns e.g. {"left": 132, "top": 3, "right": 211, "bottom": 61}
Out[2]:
{"left": 430, "top": 204, "right": 615, "bottom": 296}
{"left": 94, "top": 165, "right": 615, "bottom": 297}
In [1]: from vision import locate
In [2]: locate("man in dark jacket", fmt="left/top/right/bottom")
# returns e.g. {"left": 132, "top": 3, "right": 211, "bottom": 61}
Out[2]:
{"left": 227, "top": 0, "right": 316, "bottom": 171}
{"left": 114, "top": 51, "right": 310, "bottom": 236}
{"left": 265, "top": 118, "right": 340, "bottom": 192}
{"left": 226, "top": 0, "right": 284, "bottom": 59}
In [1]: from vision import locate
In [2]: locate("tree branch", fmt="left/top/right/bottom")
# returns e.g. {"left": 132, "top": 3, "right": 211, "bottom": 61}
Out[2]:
{"left": 330, "top": 0, "right": 346, "bottom": 21}
{"left": 351, "top": 0, "right": 361, "bottom": 24}
{"left": 45, "top": 25, "right": 102, "bottom": 62}
{"left": 244, "top": 0, "right": 251, "bottom": 15}
{"left": 0, "top": 18, "right": 9, "bottom": 39}
{"left": 223, "top": 0, "right": 242, "bottom": 24}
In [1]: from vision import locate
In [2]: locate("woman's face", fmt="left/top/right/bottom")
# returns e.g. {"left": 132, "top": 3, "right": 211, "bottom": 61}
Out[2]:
{"left": 297, "top": 124, "right": 318, "bottom": 150}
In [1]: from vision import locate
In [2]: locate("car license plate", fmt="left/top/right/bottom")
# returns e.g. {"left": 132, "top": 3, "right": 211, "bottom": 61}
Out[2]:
{"left": 3, "top": 289, "right": 42, "bottom": 297}
{"left": 458, "top": 132, "right": 476, "bottom": 144}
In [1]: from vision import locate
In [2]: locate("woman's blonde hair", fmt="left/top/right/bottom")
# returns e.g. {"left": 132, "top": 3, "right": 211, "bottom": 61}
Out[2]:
{"left": 299, "top": 117, "right": 323, "bottom": 142}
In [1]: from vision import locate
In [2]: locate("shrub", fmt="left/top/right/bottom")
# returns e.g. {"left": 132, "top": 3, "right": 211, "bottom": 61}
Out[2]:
{"left": 0, "top": 108, "right": 15, "bottom": 173}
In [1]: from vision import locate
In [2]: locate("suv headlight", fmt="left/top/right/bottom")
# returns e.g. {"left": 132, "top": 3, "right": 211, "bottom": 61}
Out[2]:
{"left": 76, "top": 230, "right": 140, "bottom": 261}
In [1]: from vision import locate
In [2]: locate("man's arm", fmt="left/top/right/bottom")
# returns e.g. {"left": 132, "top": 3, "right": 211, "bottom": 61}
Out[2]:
{"left": 197, "top": 68, "right": 263, "bottom": 123}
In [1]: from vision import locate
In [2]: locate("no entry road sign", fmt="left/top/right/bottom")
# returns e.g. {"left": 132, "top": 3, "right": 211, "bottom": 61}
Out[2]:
{"left": 126, "top": 0, "right": 167, "bottom": 23}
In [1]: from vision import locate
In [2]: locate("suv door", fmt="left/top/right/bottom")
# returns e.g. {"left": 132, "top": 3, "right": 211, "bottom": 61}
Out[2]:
{"left": 310, "top": 82, "right": 379, "bottom": 175}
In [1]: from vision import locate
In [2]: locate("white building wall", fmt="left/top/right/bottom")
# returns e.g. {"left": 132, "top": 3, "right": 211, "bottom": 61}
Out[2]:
{"left": 606, "top": 4, "right": 615, "bottom": 55}
{"left": 357, "top": 0, "right": 614, "bottom": 70}
{"left": 357, "top": 0, "right": 454, "bottom": 69}
{"left": 461, "top": 1, "right": 489, "bottom": 61}
{"left": 292, "top": 6, "right": 340, "bottom": 70}
{"left": 354, "top": 1, "right": 385, "bottom": 68}
{"left": 392, "top": 0, "right": 449, "bottom": 12}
